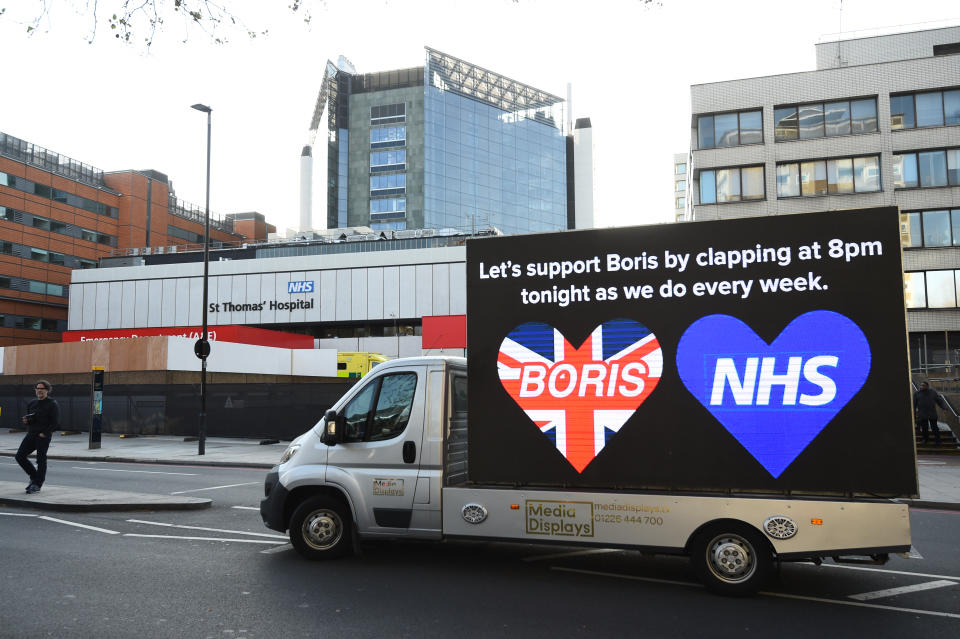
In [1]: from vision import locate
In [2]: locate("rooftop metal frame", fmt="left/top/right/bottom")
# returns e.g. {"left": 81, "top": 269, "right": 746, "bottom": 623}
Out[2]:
{"left": 424, "top": 47, "right": 564, "bottom": 129}
{"left": 0, "top": 132, "right": 109, "bottom": 190}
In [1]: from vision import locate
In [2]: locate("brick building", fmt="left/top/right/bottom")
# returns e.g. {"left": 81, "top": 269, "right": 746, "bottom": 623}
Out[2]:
{"left": 0, "top": 132, "right": 274, "bottom": 346}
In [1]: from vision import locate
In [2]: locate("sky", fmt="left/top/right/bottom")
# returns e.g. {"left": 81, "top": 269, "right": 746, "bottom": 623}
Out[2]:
{"left": 1, "top": 0, "right": 958, "bottom": 235}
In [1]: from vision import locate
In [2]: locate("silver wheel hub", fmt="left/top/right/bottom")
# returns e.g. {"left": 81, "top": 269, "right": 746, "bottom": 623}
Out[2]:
{"left": 302, "top": 510, "right": 343, "bottom": 550}
{"left": 706, "top": 535, "right": 756, "bottom": 582}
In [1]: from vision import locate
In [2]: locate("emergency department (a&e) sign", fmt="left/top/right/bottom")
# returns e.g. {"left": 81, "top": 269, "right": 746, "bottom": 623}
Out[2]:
{"left": 466, "top": 208, "right": 917, "bottom": 496}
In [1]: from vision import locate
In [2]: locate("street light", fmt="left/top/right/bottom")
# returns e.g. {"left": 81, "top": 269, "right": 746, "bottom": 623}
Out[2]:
{"left": 191, "top": 103, "right": 212, "bottom": 456}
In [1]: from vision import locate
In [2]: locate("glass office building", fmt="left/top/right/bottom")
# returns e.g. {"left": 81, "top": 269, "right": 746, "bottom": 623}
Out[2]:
{"left": 326, "top": 48, "right": 572, "bottom": 235}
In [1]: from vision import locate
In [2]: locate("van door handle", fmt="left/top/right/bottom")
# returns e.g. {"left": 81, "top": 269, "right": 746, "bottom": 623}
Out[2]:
{"left": 402, "top": 441, "right": 416, "bottom": 464}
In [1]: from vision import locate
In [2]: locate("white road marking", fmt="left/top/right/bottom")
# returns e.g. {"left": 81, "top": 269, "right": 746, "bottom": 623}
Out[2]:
{"left": 0, "top": 512, "right": 38, "bottom": 517}
{"left": 524, "top": 548, "right": 623, "bottom": 562}
{"left": 261, "top": 543, "right": 293, "bottom": 554}
{"left": 551, "top": 566, "right": 701, "bottom": 589}
{"left": 126, "top": 519, "right": 286, "bottom": 539}
{"left": 123, "top": 534, "right": 281, "bottom": 544}
{"left": 906, "top": 548, "right": 924, "bottom": 559}
{"left": 232, "top": 506, "right": 260, "bottom": 511}
{"left": 817, "top": 562, "right": 960, "bottom": 581}
{"left": 38, "top": 516, "right": 120, "bottom": 535}
{"left": 170, "top": 482, "right": 258, "bottom": 495}
{"left": 763, "top": 591, "right": 960, "bottom": 620}
{"left": 71, "top": 467, "right": 197, "bottom": 476}
{"left": 556, "top": 565, "right": 960, "bottom": 620}
{"left": 849, "top": 580, "right": 957, "bottom": 601}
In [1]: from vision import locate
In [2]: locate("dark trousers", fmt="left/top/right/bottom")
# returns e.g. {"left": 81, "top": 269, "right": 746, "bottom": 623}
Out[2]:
{"left": 917, "top": 417, "right": 941, "bottom": 444}
{"left": 15, "top": 433, "right": 51, "bottom": 486}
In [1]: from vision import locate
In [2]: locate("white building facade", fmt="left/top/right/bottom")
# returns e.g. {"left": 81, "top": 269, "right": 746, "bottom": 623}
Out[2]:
{"left": 68, "top": 247, "right": 467, "bottom": 358}
{"left": 673, "top": 152, "right": 689, "bottom": 221}
{"left": 690, "top": 26, "right": 960, "bottom": 373}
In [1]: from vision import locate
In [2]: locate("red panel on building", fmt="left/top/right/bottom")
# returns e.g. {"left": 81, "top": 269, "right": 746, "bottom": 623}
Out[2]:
{"left": 62, "top": 325, "right": 314, "bottom": 349}
{"left": 421, "top": 315, "right": 466, "bottom": 349}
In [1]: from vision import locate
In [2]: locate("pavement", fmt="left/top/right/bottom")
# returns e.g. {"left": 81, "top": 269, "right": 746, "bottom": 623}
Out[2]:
{"left": 0, "top": 430, "right": 285, "bottom": 512}
{"left": 1, "top": 429, "right": 959, "bottom": 513}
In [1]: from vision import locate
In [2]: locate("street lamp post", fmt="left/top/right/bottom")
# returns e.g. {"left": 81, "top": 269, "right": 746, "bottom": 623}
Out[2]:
{"left": 191, "top": 103, "right": 212, "bottom": 456}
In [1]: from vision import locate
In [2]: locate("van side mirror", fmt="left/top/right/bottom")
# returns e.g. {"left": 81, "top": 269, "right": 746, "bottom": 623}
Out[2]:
{"left": 321, "top": 409, "right": 340, "bottom": 446}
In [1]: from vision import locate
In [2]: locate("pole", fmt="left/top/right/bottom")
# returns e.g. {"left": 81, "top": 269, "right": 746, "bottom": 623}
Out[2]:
{"left": 201, "top": 108, "right": 210, "bottom": 456}
{"left": 192, "top": 103, "right": 212, "bottom": 456}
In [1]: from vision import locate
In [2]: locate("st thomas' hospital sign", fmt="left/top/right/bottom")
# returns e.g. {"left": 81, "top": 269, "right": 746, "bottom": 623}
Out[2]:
{"left": 209, "top": 280, "right": 316, "bottom": 314}
{"left": 209, "top": 298, "right": 315, "bottom": 314}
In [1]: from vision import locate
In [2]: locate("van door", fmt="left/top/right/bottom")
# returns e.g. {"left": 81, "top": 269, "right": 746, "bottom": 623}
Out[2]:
{"left": 325, "top": 367, "right": 426, "bottom": 535}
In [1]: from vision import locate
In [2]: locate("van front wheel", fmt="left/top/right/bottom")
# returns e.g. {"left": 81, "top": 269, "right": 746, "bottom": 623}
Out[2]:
{"left": 289, "top": 496, "right": 352, "bottom": 560}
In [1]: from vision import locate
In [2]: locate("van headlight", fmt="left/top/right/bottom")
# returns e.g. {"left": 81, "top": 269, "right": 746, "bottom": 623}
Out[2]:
{"left": 279, "top": 443, "right": 301, "bottom": 465}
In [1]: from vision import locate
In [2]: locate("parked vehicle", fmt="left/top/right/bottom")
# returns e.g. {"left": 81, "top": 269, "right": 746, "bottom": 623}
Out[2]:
{"left": 336, "top": 352, "right": 388, "bottom": 379}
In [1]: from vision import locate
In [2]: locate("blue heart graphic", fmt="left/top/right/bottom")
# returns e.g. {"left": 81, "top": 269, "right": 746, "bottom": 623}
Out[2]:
{"left": 676, "top": 311, "right": 871, "bottom": 478}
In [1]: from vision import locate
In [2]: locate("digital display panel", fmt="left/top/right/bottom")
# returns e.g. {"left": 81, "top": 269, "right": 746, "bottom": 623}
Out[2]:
{"left": 466, "top": 208, "right": 917, "bottom": 496}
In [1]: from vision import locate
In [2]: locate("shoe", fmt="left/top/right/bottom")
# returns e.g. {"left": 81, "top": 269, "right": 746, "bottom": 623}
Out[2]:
{"left": 25, "top": 484, "right": 40, "bottom": 494}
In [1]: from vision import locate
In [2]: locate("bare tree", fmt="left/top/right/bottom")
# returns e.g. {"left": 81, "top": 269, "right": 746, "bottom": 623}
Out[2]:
{"left": 1, "top": 0, "right": 313, "bottom": 48}
{"left": 3, "top": 1, "right": 656, "bottom": 49}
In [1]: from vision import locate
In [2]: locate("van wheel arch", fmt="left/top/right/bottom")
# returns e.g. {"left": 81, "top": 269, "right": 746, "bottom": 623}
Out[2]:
{"left": 284, "top": 485, "right": 355, "bottom": 527}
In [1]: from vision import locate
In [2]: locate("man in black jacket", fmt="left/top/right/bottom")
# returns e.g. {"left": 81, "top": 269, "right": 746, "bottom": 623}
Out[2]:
{"left": 914, "top": 381, "right": 948, "bottom": 445}
{"left": 16, "top": 380, "right": 60, "bottom": 494}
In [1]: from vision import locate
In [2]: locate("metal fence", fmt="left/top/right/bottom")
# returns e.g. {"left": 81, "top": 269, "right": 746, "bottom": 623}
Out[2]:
{"left": 0, "top": 380, "right": 355, "bottom": 441}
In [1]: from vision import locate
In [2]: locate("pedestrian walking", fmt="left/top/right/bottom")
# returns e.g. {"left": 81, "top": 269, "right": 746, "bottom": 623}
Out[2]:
{"left": 16, "top": 380, "right": 60, "bottom": 494}
{"left": 913, "top": 381, "right": 948, "bottom": 445}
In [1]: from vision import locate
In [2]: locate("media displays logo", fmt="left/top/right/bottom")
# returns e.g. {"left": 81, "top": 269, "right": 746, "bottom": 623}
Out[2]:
{"left": 497, "top": 319, "right": 663, "bottom": 473}
{"left": 676, "top": 310, "right": 871, "bottom": 478}
{"left": 287, "top": 280, "right": 314, "bottom": 294}
{"left": 525, "top": 500, "right": 594, "bottom": 538}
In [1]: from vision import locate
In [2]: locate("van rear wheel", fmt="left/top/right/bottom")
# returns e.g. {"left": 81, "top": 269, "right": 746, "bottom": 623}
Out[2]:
{"left": 691, "top": 523, "right": 771, "bottom": 596}
{"left": 289, "top": 496, "right": 352, "bottom": 560}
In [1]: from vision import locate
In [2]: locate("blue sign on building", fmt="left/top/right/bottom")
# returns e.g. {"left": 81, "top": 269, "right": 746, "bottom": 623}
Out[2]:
{"left": 288, "top": 281, "right": 314, "bottom": 294}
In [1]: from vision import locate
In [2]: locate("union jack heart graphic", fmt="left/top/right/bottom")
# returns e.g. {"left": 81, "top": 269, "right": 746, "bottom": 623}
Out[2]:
{"left": 497, "top": 319, "right": 663, "bottom": 473}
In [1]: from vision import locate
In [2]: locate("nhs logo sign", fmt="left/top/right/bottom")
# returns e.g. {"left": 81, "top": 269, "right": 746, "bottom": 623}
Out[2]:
{"left": 676, "top": 311, "right": 871, "bottom": 478}
{"left": 287, "top": 280, "right": 314, "bottom": 294}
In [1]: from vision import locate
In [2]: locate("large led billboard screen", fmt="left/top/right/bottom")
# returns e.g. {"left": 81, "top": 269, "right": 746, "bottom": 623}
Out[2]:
{"left": 466, "top": 208, "right": 917, "bottom": 496}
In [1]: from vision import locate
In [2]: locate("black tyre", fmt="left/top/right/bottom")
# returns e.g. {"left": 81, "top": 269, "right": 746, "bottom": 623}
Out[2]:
{"left": 289, "top": 496, "right": 352, "bottom": 560}
{"left": 690, "top": 522, "right": 772, "bottom": 596}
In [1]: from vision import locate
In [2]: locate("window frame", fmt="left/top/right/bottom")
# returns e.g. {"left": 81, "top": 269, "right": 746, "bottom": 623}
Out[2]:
{"left": 370, "top": 125, "right": 407, "bottom": 149}
{"left": 905, "top": 269, "right": 960, "bottom": 309}
{"left": 370, "top": 149, "right": 407, "bottom": 172}
{"left": 340, "top": 372, "right": 419, "bottom": 443}
{"left": 893, "top": 147, "right": 960, "bottom": 190}
{"left": 902, "top": 209, "right": 960, "bottom": 249}
{"left": 774, "top": 96, "right": 878, "bottom": 142}
{"left": 370, "top": 173, "right": 407, "bottom": 196}
{"left": 891, "top": 88, "right": 960, "bottom": 131}
{"left": 695, "top": 109, "right": 764, "bottom": 149}
{"left": 369, "top": 196, "right": 407, "bottom": 215}
{"left": 698, "top": 165, "right": 765, "bottom": 204}
{"left": 775, "top": 154, "right": 881, "bottom": 198}
{"left": 370, "top": 103, "right": 406, "bottom": 126}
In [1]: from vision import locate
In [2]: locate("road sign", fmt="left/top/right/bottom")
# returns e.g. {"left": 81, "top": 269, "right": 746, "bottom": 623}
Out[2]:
{"left": 194, "top": 339, "right": 211, "bottom": 360}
